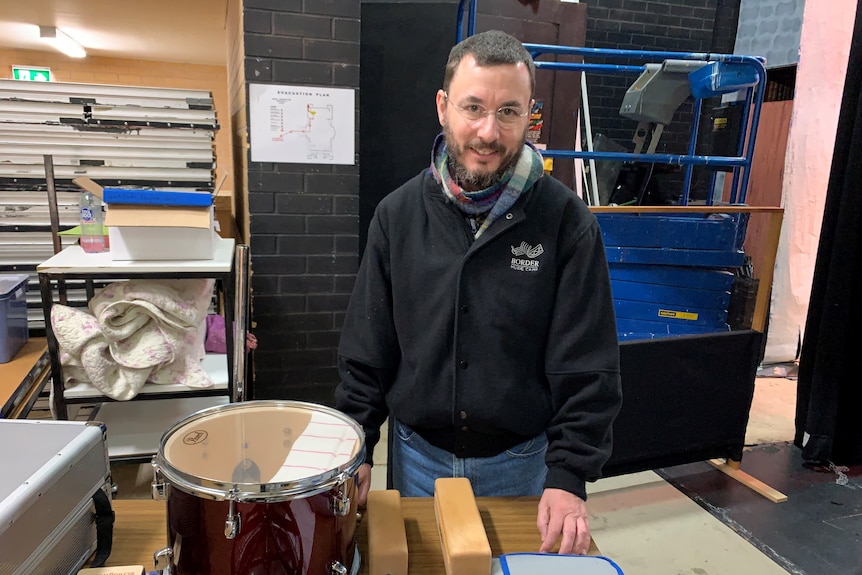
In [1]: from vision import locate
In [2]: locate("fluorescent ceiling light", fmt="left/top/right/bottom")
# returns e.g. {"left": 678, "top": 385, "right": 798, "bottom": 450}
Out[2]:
{"left": 39, "top": 26, "right": 86, "bottom": 58}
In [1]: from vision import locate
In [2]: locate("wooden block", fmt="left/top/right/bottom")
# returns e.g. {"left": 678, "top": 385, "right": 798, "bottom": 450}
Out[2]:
{"left": 707, "top": 459, "right": 789, "bottom": 503}
{"left": 434, "top": 478, "right": 492, "bottom": 575}
{"left": 367, "top": 490, "right": 409, "bottom": 575}
{"left": 77, "top": 566, "right": 144, "bottom": 575}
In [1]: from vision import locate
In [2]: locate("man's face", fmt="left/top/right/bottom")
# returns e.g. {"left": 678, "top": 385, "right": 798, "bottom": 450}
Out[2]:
{"left": 436, "top": 54, "right": 532, "bottom": 191}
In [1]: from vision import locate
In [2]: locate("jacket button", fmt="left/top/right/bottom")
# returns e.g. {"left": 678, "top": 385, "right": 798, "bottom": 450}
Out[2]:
{"left": 459, "top": 360, "right": 468, "bottom": 369}
{"left": 460, "top": 305, "right": 469, "bottom": 313}
{"left": 459, "top": 410, "right": 468, "bottom": 420}
{"left": 461, "top": 426, "right": 469, "bottom": 432}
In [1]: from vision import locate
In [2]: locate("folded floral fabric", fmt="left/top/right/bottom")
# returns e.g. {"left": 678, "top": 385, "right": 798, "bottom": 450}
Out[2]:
{"left": 51, "top": 278, "right": 214, "bottom": 400}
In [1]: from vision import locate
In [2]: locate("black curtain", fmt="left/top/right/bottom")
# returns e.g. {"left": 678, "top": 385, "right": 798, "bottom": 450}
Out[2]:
{"left": 795, "top": 2, "right": 862, "bottom": 466}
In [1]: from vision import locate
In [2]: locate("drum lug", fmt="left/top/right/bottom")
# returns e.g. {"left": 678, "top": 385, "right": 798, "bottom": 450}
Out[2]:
{"left": 224, "top": 492, "right": 242, "bottom": 539}
{"left": 330, "top": 487, "right": 351, "bottom": 517}
{"left": 151, "top": 458, "right": 169, "bottom": 501}
{"left": 328, "top": 561, "right": 348, "bottom": 575}
{"left": 154, "top": 546, "right": 175, "bottom": 575}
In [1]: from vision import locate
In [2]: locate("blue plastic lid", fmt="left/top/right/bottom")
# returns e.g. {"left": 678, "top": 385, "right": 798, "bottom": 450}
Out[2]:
{"left": 0, "top": 274, "right": 28, "bottom": 298}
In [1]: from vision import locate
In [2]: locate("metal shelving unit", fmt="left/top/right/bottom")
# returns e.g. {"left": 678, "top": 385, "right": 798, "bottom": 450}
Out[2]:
{"left": 36, "top": 241, "right": 250, "bottom": 459}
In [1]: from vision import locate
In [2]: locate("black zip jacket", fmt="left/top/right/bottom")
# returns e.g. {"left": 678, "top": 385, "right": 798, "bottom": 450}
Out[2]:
{"left": 335, "top": 169, "right": 622, "bottom": 499}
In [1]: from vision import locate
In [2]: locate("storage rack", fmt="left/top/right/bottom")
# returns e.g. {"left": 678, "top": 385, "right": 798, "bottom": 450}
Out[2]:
{"left": 37, "top": 241, "right": 250, "bottom": 424}
{"left": 0, "top": 79, "right": 219, "bottom": 335}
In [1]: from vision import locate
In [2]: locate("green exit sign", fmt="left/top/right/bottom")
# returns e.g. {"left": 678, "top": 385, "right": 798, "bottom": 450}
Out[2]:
{"left": 12, "top": 66, "right": 52, "bottom": 82}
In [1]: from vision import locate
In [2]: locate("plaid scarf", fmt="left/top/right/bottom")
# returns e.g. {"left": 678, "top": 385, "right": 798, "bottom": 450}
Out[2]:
{"left": 430, "top": 133, "right": 544, "bottom": 239}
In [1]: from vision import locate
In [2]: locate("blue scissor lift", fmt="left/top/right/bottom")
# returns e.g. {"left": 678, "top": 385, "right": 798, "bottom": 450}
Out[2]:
{"left": 453, "top": 1, "right": 790, "bottom": 495}
{"left": 458, "top": 0, "right": 769, "bottom": 343}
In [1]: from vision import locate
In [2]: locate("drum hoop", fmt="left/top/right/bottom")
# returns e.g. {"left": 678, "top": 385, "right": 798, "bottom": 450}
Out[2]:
{"left": 155, "top": 400, "right": 366, "bottom": 502}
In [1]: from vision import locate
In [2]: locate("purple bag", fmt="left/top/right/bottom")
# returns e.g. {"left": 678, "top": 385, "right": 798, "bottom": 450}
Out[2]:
{"left": 205, "top": 314, "right": 258, "bottom": 354}
{"left": 205, "top": 314, "right": 227, "bottom": 354}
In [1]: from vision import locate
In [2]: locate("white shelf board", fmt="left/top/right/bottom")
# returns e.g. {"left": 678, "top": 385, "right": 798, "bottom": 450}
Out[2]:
{"left": 95, "top": 395, "right": 230, "bottom": 459}
{"left": 37, "top": 237, "right": 235, "bottom": 274}
{"left": 63, "top": 353, "right": 228, "bottom": 399}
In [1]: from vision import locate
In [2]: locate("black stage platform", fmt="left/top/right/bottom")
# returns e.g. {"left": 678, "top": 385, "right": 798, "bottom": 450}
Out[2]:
{"left": 659, "top": 442, "right": 862, "bottom": 575}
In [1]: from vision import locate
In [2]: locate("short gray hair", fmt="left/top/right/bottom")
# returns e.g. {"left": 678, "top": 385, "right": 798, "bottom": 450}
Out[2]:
{"left": 443, "top": 30, "right": 536, "bottom": 96}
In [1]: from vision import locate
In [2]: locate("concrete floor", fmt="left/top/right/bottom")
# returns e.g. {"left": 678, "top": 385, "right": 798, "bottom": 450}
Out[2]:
{"left": 367, "top": 376, "right": 800, "bottom": 574}
{"left": 745, "top": 376, "right": 797, "bottom": 446}
{"left": 585, "top": 378, "right": 798, "bottom": 575}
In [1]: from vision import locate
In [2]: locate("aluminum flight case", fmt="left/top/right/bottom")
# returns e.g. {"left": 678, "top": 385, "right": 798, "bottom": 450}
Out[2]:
{"left": 0, "top": 419, "right": 112, "bottom": 575}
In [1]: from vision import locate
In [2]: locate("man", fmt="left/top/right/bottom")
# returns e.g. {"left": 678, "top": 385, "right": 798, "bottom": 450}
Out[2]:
{"left": 335, "top": 30, "right": 621, "bottom": 555}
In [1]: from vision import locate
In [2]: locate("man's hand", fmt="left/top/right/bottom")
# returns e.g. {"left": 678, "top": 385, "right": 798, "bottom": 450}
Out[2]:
{"left": 536, "top": 488, "right": 590, "bottom": 555}
{"left": 355, "top": 463, "right": 373, "bottom": 506}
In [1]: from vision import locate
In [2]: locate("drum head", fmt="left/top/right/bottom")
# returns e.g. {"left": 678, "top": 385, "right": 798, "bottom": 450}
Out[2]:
{"left": 158, "top": 401, "right": 364, "bottom": 497}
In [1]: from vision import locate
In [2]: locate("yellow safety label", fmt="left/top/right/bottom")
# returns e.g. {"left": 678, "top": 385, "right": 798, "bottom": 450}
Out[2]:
{"left": 658, "top": 309, "right": 699, "bottom": 321}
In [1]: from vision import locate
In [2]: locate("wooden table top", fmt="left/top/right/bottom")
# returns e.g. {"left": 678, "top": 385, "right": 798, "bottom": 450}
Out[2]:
{"left": 110, "top": 496, "right": 599, "bottom": 573}
{"left": 0, "top": 337, "right": 49, "bottom": 418}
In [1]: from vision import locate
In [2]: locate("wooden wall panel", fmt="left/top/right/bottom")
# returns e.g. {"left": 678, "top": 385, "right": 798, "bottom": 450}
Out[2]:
{"left": 743, "top": 100, "right": 793, "bottom": 277}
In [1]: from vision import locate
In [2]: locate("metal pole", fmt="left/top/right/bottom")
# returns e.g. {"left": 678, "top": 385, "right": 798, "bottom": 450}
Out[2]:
{"left": 44, "top": 155, "right": 62, "bottom": 255}
{"left": 43, "top": 155, "right": 67, "bottom": 306}
{"left": 232, "top": 244, "right": 251, "bottom": 402}
{"left": 581, "top": 73, "right": 601, "bottom": 206}
{"left": 680, "top": 98, "right": 704, "bottom": 205}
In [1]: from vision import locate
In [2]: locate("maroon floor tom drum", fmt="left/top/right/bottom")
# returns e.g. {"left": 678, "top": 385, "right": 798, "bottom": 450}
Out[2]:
{"left": 151, "top": 400, "right": 365, "bottom": 575}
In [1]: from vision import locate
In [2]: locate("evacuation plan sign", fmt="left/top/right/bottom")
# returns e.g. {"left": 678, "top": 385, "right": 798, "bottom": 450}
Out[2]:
{"left": 249, "top": 83, "right": 355, "bottom": 165}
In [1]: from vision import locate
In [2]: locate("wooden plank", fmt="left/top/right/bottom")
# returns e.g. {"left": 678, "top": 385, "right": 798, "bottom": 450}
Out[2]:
{"left": 752, "top": 210, "right": 784, "bottom": 332}
{"left": 708, "top": 459, "right": 788, "bottom": 503}
{"left": 0, "top": 337, "right": 50, "bottom": 418}
{"left": 434, "top": 478, "right": 492, "bottom": 575}
{"left": 743, "top": 100, "right": 793, "bottom": 278}
{"left": 367, "top": 490, "right": 409, "bottom": 575}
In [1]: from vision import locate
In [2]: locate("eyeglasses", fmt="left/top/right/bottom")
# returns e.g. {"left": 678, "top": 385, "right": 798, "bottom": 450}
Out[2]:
{"left": 443, "top": 92, "right": 529, "bottom": 126}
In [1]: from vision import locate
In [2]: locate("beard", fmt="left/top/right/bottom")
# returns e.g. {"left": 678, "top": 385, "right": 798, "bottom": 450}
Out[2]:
{"left": 443, "top": 122, "right": 527, "bottom": 191}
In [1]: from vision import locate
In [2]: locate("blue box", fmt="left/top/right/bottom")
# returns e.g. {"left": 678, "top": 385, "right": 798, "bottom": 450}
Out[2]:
{"left": 604, "top": 246, "right": 745, "bottom": 268}
{"left": 611, "top": 279, "right": 731, "bottom": 311}
{"left": 613, "top": 299, "right": 729, "bottom": 328}
{"left": 598, "top": 213, "right": 747, "bottom": 269}
{"left": 0, "top": 274, "right": 28, "bottom": 364}
{"left": 609, "top": 264, "right": 735, "bottom": 292}
{"left": 596, "top": 213, "right": 743, "bottom": 250}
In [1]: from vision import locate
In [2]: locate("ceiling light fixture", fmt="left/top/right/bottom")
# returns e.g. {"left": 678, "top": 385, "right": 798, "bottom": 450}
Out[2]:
{"left": 39, "top": 26, "right": 87, "bottom": 58}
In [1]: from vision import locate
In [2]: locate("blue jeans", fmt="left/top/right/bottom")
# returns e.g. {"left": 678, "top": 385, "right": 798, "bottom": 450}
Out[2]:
{"left": 390, "top": 419, "right": 548, "bottom": 497}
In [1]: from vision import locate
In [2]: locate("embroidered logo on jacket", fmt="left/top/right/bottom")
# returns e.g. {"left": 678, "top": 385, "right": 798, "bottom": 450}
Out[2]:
{"left": 511, "top": 241, "right": 544, "bottom": 272}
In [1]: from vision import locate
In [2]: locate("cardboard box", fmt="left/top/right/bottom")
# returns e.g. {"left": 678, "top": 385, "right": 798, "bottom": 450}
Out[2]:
{"left": 106, "top": 204, "right": 216, "bottom": 261}
{"left": 75, "top": 177, "right": 217, "bottom": 261}
{"left": 214, "top": 194, "right": 242, "bottom": 241}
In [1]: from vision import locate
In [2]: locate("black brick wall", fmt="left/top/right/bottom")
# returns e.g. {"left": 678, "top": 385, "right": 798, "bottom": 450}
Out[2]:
{"left": 711, "top": 0, "right": 741, "bottom": 54}
{"left": 244, "top": 0, "right": 359, "bottom": 404}
{"left": 584, "top": 0, "right": 722, "bottom": 156}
